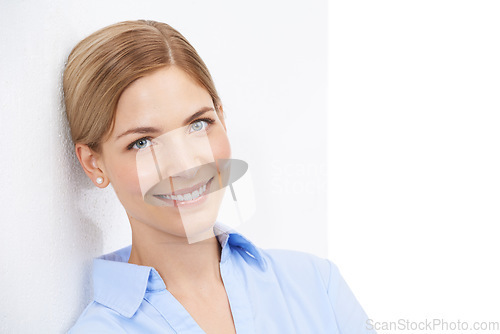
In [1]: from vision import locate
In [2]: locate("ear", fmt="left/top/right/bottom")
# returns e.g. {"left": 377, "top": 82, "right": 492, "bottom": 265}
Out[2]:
{"left": 217, "top": 105, "right": 227, "bottom": 132}
{"left": 75, "top": 143, "right": 109, "bottom": 188}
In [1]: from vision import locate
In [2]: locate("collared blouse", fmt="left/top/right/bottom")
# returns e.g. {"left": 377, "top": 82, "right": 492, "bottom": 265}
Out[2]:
{"left": 69, "top": 226, "right": 374, "bottom": 333}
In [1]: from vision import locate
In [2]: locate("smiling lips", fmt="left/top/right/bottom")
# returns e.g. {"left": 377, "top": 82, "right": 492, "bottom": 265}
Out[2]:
{"left": 153, "top": 177, "right": 214, "bottom": 202}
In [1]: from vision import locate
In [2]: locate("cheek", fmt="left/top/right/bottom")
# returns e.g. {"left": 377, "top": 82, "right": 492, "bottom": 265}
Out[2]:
{"left": 209, "top": 130, "right": 231, "bottom": 160}
{"left": 108, "top": 159, "right": 143, "bottom": 197}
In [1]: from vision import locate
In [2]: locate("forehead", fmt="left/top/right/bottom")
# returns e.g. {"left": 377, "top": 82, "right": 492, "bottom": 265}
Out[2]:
{"left": 113, "top": 66, "right": 214, "bottom": 133}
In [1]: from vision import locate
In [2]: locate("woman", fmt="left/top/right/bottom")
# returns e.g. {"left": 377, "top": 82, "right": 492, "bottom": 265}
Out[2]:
{"left": 65, "top": 20, "right": 373, "bottom": 333}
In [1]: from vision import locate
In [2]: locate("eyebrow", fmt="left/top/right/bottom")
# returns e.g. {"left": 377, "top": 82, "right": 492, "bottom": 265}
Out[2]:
{"left": 115, "top": 126, "right": 162, "bottom": 141}
{"left": 115, "top": 107, "right": 215, "bottom": 141}
{"left": 183, "top": 107, "right": 214, "bottom": 125}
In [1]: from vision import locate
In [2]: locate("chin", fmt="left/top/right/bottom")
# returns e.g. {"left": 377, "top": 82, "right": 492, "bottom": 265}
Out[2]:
{"left": 177, "top": 188, "right": 225, "bottom": 243}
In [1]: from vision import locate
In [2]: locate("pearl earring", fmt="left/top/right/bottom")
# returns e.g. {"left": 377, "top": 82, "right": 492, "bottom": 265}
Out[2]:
{"left": 96, "top": 177, "right": 104, "bottom": 185}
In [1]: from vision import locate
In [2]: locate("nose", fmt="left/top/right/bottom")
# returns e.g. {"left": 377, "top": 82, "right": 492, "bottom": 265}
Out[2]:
{"left": 171, "top": 159, "right": 199, "bottom": 179}
{"left": 153, "top": 130, "right": 214, "bottom": 181}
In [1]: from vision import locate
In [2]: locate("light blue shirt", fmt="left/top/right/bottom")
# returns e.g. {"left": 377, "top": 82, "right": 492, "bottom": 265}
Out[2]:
{"left": 69, "top": 225, "right": 375, "bottom": 333}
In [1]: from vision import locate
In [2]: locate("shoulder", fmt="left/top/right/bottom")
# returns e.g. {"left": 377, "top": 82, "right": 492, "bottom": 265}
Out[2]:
{"left": 68, "top": 301, "right": 127, "bottom": 334}
{"left": 260, "top": 248, "right": 374, "bottom": 333}
{"left": 259, "top": 248, "right": 338, "bottom": 291}
{"left": 224, "top": 228, "right": 338, "bottom": 290}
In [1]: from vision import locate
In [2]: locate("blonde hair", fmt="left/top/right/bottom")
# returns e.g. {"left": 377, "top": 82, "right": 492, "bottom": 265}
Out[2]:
{"left": 63, "top": 20, "right": 221, "bottom": 152}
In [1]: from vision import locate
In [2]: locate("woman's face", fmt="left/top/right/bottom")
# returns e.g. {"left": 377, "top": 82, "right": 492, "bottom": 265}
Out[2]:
{"left": 97, "top": 66, "right": 231, "bottom": 241}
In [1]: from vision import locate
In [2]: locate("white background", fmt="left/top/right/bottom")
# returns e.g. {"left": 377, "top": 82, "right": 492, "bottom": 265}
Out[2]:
{"left": 0, "top": 0, "right": 326, "bottom": 332}
{"left": 1, "top": 0, "right": 499, "bottom": 333}
{"left": 328, "top": 0, "right": 500, "bottom": 332}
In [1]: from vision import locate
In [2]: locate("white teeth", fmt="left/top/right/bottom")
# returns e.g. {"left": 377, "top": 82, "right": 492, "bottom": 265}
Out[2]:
{"left": 161, "top": 179, "right": 210, "bottom": 202}
{"left": 192, "top": 190, "right": 200, "bottom": 200}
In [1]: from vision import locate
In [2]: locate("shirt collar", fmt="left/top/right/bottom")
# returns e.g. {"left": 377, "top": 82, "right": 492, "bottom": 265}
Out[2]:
{"left": 215, "top": 223, "right": 266, "bottom": 269}
{"left": 92, "top": 223, "right": 265, "bottom": 318}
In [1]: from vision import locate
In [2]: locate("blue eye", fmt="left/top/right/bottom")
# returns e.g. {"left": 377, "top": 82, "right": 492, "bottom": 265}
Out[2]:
{"left": 189, "top": 120, "right": 209, "bottom": 133}
{"left": 131, "top": 137, "right": 152, "bottom": 150}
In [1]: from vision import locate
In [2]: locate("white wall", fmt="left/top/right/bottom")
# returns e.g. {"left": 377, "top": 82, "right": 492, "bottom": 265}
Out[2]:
{"left": 0, "top": 0, "right": 327, "bottom": 332}
{"left": 329, "top": 0, "right": 500, "bottom": 331}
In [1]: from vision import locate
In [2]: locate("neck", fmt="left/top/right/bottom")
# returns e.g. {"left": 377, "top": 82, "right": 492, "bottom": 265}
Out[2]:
{"left": 128, "top": 218, "right": 223, "bottom": 292}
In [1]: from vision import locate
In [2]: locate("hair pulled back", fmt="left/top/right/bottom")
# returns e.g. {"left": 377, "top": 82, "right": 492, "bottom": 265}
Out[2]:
{"left": 63, "top": 20, "right": 221, "bottom": 152}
